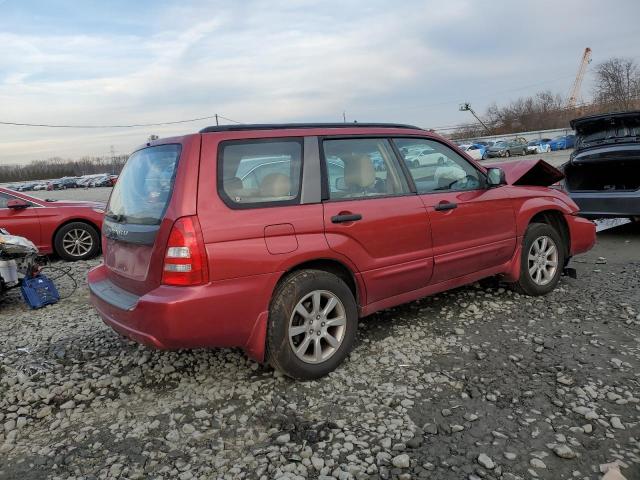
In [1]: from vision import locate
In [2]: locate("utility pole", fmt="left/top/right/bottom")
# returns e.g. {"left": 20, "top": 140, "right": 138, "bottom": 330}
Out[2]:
{"left": 110, "top": 145, "right": 116, "bottom": 174}
{"left": 459, "top": 102, "right": 491, "bottom": 134}
{"left": 343, "top": 111, "right": 346, "bottom": 123}
{"left": 215, "top": 114, "right": 219, "bottom": 126}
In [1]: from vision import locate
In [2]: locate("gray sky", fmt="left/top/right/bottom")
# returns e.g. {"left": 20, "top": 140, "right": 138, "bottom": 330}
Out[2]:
{"left": 1, "top": 0, "right": 639, "bottom": 164}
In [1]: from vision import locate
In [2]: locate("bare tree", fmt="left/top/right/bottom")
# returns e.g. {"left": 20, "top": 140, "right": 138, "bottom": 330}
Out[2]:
{"left": 593, "top": 57, "right": 640, "bottom": 111}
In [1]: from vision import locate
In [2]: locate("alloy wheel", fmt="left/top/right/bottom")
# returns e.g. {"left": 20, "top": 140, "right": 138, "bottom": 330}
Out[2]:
{"left": 288, "top": 290, "right": 347, "bottom": 364}
{"left": 62, "top": 228, "right": 94, "bottom": 258}
{"left": 527, "top": 235, "right": 559, "bottom": 286}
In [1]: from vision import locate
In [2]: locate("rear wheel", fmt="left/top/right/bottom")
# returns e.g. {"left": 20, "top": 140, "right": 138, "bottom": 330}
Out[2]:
{"left": 512, "top": 223, "right": 565, "bottom": 296}
{"left": 267, "top": 269, "right": 358, "bottom": 380}
{"left": 54, "top": 222, "right": 100, "bottom": 261}
{"left": 505, "top": 150, "right": 511, "bottom": 157}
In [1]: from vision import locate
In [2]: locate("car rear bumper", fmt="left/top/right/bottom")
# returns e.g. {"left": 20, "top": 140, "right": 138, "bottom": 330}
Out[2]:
{"left": 568, "top": 191, "right": 640, "bottom": 218}
{"left": 88, "top": 264, "right": 277, "bottom": 361}
{"left": 565, "top": 213, "right": 596, "bottom": 255}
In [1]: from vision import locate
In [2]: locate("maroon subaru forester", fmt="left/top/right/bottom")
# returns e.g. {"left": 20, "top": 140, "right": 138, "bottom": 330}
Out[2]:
{"left": 89, "top": 123, "right": 596, "bottom": 379}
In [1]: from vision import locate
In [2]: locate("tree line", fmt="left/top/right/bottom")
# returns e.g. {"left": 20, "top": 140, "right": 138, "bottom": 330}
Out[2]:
{"left": 0, "top": 155, "right": 128, "bottom": 183}
{"left": 450, "top": 57, "right": 640, "bottom": 139}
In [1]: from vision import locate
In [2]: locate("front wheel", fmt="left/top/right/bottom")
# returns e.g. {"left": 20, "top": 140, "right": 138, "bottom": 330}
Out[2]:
{"left": 54, "top": 222, "right": 100, "bottom": 261}
{"left": 505, "top": 150, "right": 511, "bottom": 157}
{"left": 267, "top": 270, "right": 358, "bottom": 380}
{"left": 512, "top": 223, "right": 565, "bottom": 296}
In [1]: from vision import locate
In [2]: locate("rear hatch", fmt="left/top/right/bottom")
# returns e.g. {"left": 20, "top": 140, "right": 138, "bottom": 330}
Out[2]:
{"left": 103, "top": 144, "right": 182, "bottom": 295}
{"left": 566, "top": 111, "right": 640, "bottom": 191}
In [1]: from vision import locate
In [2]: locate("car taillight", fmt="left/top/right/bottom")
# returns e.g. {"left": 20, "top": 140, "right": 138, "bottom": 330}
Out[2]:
{"left": 161, "top": 216, "right": 209, "bottom": 286}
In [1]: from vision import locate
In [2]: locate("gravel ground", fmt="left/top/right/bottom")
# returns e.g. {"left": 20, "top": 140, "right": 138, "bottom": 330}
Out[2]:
{"left": 1, "top": 218, "right": 638, "bottom": 480}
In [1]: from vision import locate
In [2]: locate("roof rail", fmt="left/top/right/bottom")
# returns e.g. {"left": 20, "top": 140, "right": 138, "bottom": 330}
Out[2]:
{"left": 198, "top": 122, "right": 423, "bottom": 133}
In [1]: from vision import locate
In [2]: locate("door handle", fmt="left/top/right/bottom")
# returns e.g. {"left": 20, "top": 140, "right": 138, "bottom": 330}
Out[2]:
{"left": 434, "top": 201, "right": 457, "bottom": 211}
{"left": 331, "top": 213, "right": 363, "bottom": 223}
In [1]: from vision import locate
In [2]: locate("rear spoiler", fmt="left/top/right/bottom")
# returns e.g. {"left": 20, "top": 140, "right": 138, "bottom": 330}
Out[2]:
{"left": 484, "top": 159, "right": 564, "bottom": 186}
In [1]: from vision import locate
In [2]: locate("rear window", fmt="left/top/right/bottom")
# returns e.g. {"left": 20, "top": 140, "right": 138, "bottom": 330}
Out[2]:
{"left": 106, "top": 144, "right": 180, "bottom": 225}
{"left": 218, "top": 139, "right": 302, "bottom": 208}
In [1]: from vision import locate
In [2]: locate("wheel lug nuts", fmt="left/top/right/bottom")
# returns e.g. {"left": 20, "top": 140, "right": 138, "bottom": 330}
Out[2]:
{"left": 309, "top": 329, "right": 313, "bottom": 334}
{"left": 316, "top": 315, "right": 320, "bottom": 320}
{"left": 317, "top": 331, "right": 321, "bottom": 336}
{"left": 321, "top": 322, "right": 325, "bottom": 326}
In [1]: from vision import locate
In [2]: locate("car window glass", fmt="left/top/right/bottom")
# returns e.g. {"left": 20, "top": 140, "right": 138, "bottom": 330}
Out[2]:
{"left": 322, "top": 138, "right": 409, "bottom": 200}
{"left": 0, "top": 193, "right": 12, "bottom": 208}
{"left": 220, "top": 139, "right": 302, "bottom": 206}
{"left": 394, "top": 138, "right": 485, "bottom": 193}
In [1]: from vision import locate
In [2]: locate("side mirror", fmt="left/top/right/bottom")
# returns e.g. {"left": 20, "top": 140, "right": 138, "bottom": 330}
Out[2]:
{"left": 486, "top": 167, "right": 507, "bottom": 187}
{"left": 7, "top": 198, "right": 30, "bottom": 209}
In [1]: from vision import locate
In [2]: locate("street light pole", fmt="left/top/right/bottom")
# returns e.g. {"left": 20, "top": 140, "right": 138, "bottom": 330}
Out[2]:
{"left": 459, "top": 102, "right": 491, "bottom": 134}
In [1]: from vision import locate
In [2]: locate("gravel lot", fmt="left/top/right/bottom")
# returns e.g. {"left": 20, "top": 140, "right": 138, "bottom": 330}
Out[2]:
{"left": 3, "top": 156, "right": 640, "bottom": 480}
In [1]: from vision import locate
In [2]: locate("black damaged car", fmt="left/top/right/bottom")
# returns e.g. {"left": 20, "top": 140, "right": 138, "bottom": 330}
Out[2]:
{"left": 563, "top": 111, "right": 640, "bottom": 219}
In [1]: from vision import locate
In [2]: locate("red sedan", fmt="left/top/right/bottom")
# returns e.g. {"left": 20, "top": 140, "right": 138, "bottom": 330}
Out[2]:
{"left": 0, "top": 187, "right": 104, "bottom": 261}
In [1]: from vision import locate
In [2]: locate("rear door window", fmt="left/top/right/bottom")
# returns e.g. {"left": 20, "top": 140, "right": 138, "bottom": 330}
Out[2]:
{"left": 218, "top": 139, "right": 302, "bottom": 207}
{"left": 322, "top": 138, "right": 410, "bottom": 200}
{"left": 106, "top": 144, "right": 180, "bottom": 225}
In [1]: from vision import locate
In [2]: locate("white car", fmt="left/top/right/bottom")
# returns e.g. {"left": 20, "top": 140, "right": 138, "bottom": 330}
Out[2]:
{"left": 526, "top": 139, "right": 552, "bottom": 154}
{"left": 459, "top": 144, "right": 484, "bottom": 160}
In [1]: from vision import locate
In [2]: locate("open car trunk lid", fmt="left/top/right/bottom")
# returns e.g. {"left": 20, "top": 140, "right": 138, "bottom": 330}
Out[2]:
{"left": 484, "top": 158, "right": 564, "bottom": 186}
{"left": 103, "top": 144, "right": 182, "bottom": 296}
{"left": 570, "top": 111, "right": 640, "bottom": 158}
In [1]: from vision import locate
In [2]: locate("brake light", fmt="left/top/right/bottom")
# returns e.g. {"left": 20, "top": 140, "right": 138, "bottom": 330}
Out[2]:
{"left": 161, "top": 216, "right": 209, "bottom": 286}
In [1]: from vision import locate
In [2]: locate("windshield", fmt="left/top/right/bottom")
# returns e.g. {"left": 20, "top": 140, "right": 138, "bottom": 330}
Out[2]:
{"left": 106, "top": 144, "right": 180, "bottom": 225}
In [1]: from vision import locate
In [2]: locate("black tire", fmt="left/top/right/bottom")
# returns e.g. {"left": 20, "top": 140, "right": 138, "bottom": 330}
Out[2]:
{"left": 53, "top": 222, "right": 100, "bottom": 261}
{"left": 512, "top": 222, "right": 565, "bottom": 296}
{"left": 505, "top": 150, "right": 511, "bottom": 157}
{"left": 266, "top": 269, "right": 358, "bottom": 380}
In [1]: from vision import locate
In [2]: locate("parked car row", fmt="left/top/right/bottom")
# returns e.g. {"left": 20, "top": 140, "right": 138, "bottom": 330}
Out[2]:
{"left": 6, "top": 174, "right": 118, "bottom": 192}
{"left": 455, "top": 134, "right": 577, "bottom": 159}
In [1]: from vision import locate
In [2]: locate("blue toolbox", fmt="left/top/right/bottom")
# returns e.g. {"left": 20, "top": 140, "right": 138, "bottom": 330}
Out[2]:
{"left": 20, "top": 274, "right": 60, "bottom": 309}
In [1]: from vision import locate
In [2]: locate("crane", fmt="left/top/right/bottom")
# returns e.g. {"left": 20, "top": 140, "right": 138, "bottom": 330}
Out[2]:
{"left": 566, "top": 47, "right": 592, "bottom": 108}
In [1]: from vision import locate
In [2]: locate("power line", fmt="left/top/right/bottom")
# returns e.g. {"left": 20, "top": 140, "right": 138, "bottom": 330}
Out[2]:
{"left": 0, "top": 113, "right": 242, "bottom": 129}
